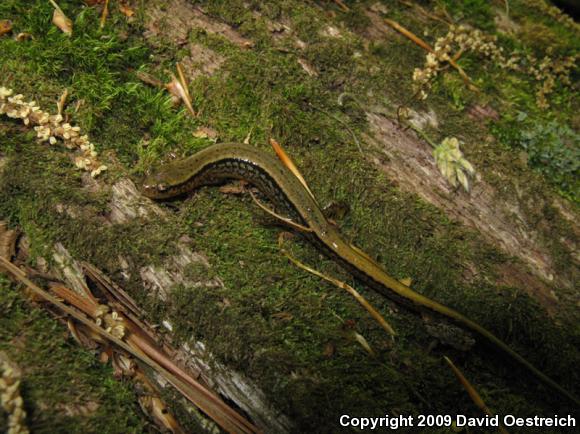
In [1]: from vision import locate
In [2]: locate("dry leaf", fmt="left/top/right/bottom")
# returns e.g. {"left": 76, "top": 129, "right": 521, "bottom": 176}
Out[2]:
{"left": 192, "top": 126, "right": 218, "bottom": 140}
{"left": 0, "top": 19, "right": 12, "bottom": 37}
{"left": 119, "top": 2, "right": 135, "bottom": 17}
{"left": 165, "top": 68, "right": 196, "bottom": 118}
{"left": 166, "top": 79, "right": 183, "bottom": 103}
{"left": 219, "top": 181, "right": 247, "bottom": 195}
{"left": 50, "top": 0, "right": 73, "bottom": 36}
{"left": 0, "top": 221, "right": 18, "bottom": 261}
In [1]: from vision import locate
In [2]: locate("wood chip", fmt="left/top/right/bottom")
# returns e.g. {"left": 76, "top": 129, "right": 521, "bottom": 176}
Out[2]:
{"left": 0, "top": 221, "right": 18, "bottom": 261}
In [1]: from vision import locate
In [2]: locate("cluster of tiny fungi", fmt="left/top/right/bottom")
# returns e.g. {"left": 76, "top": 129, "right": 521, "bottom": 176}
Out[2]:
{"left": 413, "top": 24, "right": 577, "bottom": 108}
{"left": 0, "top": 86, "right": 107, "bottom": 177}
{"left": 0, "top": 352, "right": 28, "bottom": 434}
{"left": 94, "top": 304, "right": 126, "bottom": 340}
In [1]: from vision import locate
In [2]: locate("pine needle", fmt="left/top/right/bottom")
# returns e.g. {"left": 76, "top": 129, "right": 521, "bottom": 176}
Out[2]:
{"left": 353, "top": 331, "right": 375, "bottom": 356}
{"left": 100, "top": 0, "right": 110, "bottom": 29}
{"left": 0, "top": 256, "right": 259, "bottom": 434}
{"left": 165, "top": 63, "right": 196, "bottom": 118}
{"left": 277, "top": 233, "right": 396, "bottom": 338}
{"left": 270, "top": 138, "right": 317, "bottom": 201}
{"left": 249, "top": 190, "right": 313, "bottom": 233}
{"left": 333, "top": 0, "right": 350, "bottom": 12}
{"left": 444, "top": 356, "right": 509, "bottom": 434}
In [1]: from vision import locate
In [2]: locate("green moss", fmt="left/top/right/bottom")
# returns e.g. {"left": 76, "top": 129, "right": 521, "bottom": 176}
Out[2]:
{"left": 440, "top": 0, "right": 495, "bottom": 31}
{"left": 511, "top": 0, "right": 580, "bottom": 54}
{"left": 491, "top": 113, "right": 579, "bottom": 203}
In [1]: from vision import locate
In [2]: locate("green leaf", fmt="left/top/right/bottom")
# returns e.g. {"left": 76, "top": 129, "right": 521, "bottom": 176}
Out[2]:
{"left": 457, "top": 168, "right": 469, "bottom": 191}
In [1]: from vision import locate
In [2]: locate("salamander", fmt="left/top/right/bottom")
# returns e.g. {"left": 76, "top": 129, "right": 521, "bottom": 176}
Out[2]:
{"left": 142, "top": 142, "right": 578, "bottom": 407}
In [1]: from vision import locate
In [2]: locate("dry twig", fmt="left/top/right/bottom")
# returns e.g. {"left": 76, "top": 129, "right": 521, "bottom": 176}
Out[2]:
{"left": 397, "top": 0, "right": 452, "bottom": 25}
{"left": 332, "top": 0, "right": 350, "bottom": 12}
{"left": 277, "top": 233, "right": 396, "bottom": 338}
{"left": 100, "top": 0, "right": 110, "bottom": 29}
{"left": 0, "top": 257, "right": 259, "bottom": 434}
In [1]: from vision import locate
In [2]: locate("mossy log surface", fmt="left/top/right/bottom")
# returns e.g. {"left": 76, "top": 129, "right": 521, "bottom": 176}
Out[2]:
{"left": 0, "top": 0, "right": 578, "bottom": 433}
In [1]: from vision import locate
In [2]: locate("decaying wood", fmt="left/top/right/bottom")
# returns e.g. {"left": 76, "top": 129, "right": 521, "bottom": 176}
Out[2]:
{"left": 143, "top": 0, "right": 251, "bottom": 82}
{"left": 365, "top": 112, "right": 576, "bottom": 307}
{"left": 139, "top": 237, "right": 225, "bottom": 302}
{"left": 145, "top": 0, "right": 253, "bottom": 49}
{"left": 181, "top": 341, "right": 293, "bottom": 433}
{"left": 40, "top": 178, "right": 294, "bottom": 433}
{"left": 109, "top": 179, "right": 164, "bottom": 224}
{"left": 53, "top": 242, "right": 94, "bottom": 297}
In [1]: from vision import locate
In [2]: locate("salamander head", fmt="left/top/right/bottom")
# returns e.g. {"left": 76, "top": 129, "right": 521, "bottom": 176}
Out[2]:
{"left": 142, "top": 154, "right": 201, "bottom": 199}
{"left": 141, "top": 170, "right": 173, "bottom": 199}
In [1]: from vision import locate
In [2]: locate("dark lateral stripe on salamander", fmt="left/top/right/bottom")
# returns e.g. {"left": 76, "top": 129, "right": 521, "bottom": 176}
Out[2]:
{"left": 142, "top": 142, "right": 580, "bottom": 407}
{"left": 151, "top": 157, "right": 305, "bottom": 220}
